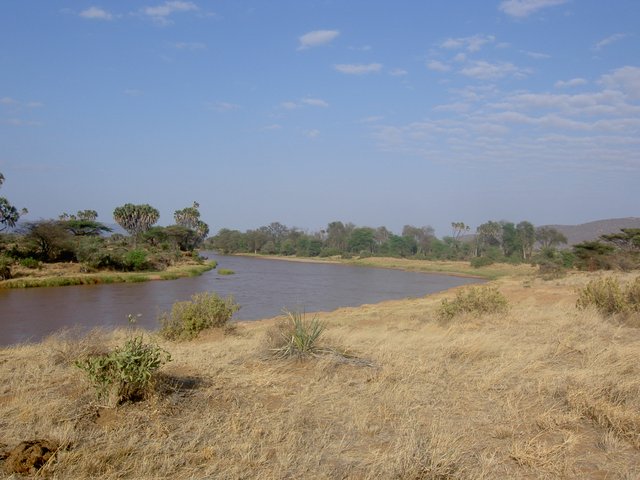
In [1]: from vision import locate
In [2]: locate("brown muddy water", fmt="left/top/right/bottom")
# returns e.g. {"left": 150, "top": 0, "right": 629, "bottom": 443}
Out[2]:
{"left": 0, "top": 253, "right": 481, "bottom": 346}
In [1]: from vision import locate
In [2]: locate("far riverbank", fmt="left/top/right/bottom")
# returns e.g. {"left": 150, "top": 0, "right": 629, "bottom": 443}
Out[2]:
{"left": 235, "top": 253, "right": 536, "bottom": 280}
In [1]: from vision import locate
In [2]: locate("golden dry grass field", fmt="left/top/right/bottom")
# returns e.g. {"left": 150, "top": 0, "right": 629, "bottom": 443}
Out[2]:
{"left": 1, "top": 266, "right": 640, "bottom": 478}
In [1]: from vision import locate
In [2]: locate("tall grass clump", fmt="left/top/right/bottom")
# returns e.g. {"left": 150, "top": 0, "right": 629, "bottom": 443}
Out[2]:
{"left": 577, "top": 276, "right": 640, "bottom": 316}
{"left": 269, "top": 310, "right": 326, "bottom": 358}
{"left": 159, "top": 291, "right": 239, "bottom": 340}
{"left": 437, "top": 285, "right": 509, "bottom": 321}
{"left": 75, "top": 334, "right": 171, "bottom": 406}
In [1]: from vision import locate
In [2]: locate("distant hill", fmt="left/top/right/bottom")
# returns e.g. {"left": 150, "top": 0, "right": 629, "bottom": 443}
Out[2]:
{"left": 542, "top": 217, "right": 640, "bottom": 246}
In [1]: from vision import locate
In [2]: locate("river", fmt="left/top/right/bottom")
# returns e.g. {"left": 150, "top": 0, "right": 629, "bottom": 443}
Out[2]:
{"left": 0, "top": 253, "right": 481, "bottom": 346}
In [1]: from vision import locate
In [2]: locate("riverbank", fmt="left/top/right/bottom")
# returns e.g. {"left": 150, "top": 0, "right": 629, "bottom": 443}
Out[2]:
{"left": 0, "top": 259, "right": 217, "bottom": 289}
{"left": 2, "top": 269, "right": 639, "bottom": 478}
{"left": 236, "top": 253, "right": 536, "bottom": 280}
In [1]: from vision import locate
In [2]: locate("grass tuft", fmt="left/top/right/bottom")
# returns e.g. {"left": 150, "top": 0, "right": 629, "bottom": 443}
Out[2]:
{"left": 268, "top": 310, "right": 326, "bottom": 358}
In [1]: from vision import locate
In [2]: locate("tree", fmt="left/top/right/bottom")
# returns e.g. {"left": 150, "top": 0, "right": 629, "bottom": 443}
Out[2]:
{"left": 475, "top": 221, "right": 502, "bottom": 256}
{"left": 0, "top": 173, "right": 28, "bottom": 232}
{"left": 402, "top": 225, "right": 435, "bottom": 255}
{"left": 535, "top": 226, "right": 567, "bottom": 249}
{"left": 113, "top": 204, "right": 160, "bottom": 240}
{"left": 24, "top": 221, "right": 74, "bottom": 262}
{"left": 59, "top": 210, "right": 111, "bottom": 236}
{"left": 174, "top": 201, "right": 209, "bottom": 247}
{"left": 516, "top": 221, "right": 536, "bottom": 260}
{"left": 326, "top": 221, "right": 348, "bottom": 251}
{"left": 600, "top": 229, "right": 640, "bottom": 252}
{"left": 348, "top": 227, "right": 375, "bottom": 253}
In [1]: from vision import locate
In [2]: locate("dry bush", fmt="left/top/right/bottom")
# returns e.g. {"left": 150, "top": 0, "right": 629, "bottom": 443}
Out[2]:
{"left": 576, "top": 276, "right": 640, "bottom": 320}
{"left": 436, "top": 286, "right": 509, "bottom": 321}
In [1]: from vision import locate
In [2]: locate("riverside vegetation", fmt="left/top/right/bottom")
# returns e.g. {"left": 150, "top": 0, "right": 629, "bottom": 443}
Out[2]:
{"left": 1, "top": 266, "right": 640, "bottom": 478}
{"left": 0, "top": 184, "right": 217, "bottom": 287}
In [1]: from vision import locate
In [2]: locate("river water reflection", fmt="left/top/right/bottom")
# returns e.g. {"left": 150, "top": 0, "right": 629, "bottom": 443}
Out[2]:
{"left": 0, "top": 253, "right": 481, "bottom": 346}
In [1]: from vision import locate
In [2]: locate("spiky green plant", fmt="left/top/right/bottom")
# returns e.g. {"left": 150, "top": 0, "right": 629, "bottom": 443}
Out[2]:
{"left": 271, "top": 310, "right": 326, "bottom": 358}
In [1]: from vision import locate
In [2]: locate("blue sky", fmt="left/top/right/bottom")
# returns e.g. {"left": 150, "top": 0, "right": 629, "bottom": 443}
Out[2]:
{"left": 1, "top": 0, "right": 639, "bottom": 237}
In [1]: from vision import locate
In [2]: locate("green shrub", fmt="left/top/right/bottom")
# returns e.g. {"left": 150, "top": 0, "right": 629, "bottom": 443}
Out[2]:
{"left": 19, "top": 257, "right": 41, "bottom": 269}
{"left": 0, "top": 255, "right": 12, "bottom": 280}
{"left": 437, "top": 286, "right": 509, "bottom": 321}
{"left": 124, "top": 249, "right": 150, "bottom": 271}
{"left": 576, "top": 276, "right": 640, "bottom": 315}
{"left": 159, "top": 292, "right": 239, "bottom": 340}
{"left": 318, "top": 247, "right": 341, "bottom": 258}
{"left": 268, "top": 310, "right": 326, "bottom": 358}
{"left": 218, "top": 268, "right": 235, "bottom": 275}
{"left": 75, "top": 335, "right": 171, "bottom": 406}
{"left": 470, "top": 256, "right": 494, "bottom": 268}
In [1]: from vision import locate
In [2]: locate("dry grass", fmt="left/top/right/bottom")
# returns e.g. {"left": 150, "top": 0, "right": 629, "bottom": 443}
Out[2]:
{"left": 1, "top": 270, "right": 640, "bottom": 478}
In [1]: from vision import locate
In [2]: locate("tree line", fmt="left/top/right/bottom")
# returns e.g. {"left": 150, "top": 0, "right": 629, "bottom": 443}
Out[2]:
{"left": 206, "top": 220, "right": 570, "bottom": 263}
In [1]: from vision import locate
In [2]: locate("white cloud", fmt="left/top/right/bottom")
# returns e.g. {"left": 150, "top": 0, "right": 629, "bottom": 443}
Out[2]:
{"left": 263, "top": 124, "right": 282, "bottom": 130}
{"left": 360, "top": 116, "right": 384, "bottom": 123}
{"left": 173, "top": 41, "right": 206, "bottom": 50}
{"left": 389, "top": 68, "right": 408, "bottom": 77}
{"left": 124, "top": 89, "right": 144, "bottom": 97}
{"left": 459, "top": 60, "right": 526, "bottom": 80}
{"left": 334, "top": 63, "right": 382, "bottom": 75}
{"left": 281, "top": 98, "right": 329, "bottom": 109}
{"left": 427, "top": 60, "right": 451, "bottom": 72}
{"left": 0, "top": 97, "right": 17, "bottom": 105}
{"left": 79, "top": 6, "right": 113, "bottom": 20}
{"left": 370, "top": 65, "right": 640, "bottom": 174}
{"left": 600, "top": 66, "right": 640, "bottom": 100}
{"left": 208, "top": 101, "right": 240, "bottom": 112}
{"left": 523, "top": 50, "right": 551, "bottom": 59}
{"left": 305, "top": 129, "right": 320, "bottom": 138}
{"left": 297, "top": 30, "right": 339, "bottom": 50}
{"left": 440, "top": 34, "right": 495, "bottom": 52}
{"left": 142, "top": 1, "right": 198, "bottom": 25}
{"left": 453, "top": 53, "right": 467, "bottom": 63}
{"left": 554, "top": 78, "right": 587, "bottom": 89}
{"left": 499, "top": 0, "right": 568, "bottom": 18}
{"left": 349, "top": 45, "right": 372, "bottom": 52}
{"left": 594, "top": 33, "right": 630, "bottom": 51}
{"left": 301, "top": 98, "right": 329, "bottom": 107}
{"left": 26, "top": 101, "right": 44, "bottom": 108}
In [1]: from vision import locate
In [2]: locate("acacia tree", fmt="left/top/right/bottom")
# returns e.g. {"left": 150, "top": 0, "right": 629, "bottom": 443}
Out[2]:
{"left": 113, "top": 203, "right": 159, "bottom": 243}
{"left": 0, "top": 173, "right": 28, "bottom": 232}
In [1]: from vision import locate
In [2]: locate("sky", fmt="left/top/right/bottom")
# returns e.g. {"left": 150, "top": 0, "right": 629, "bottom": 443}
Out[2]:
{"left": 1, "top": 0, "right": 639, "bottom": 237}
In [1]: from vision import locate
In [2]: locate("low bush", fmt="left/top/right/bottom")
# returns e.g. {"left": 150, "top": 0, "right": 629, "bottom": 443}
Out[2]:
{"left": 19, "top": 257, "right": 41, "bottom": 269}
{"left": 268, "top": 310, "right": 326, "bottom": 358}
{"left": 218, "top": 269, "right": 235, "bottom": 275}
{"left": 159, "top": 292, "right": 239, "bottom": 340}
{"left": 124, "top": 249, "right": 150, "bottom": 271}
{"left": 576, "top": 276, "right": 640, "bottom": 316}
{"left": 0, "top": 255, "right": 12, "bottom": 280}
{"left": 470, "top": 256, "right": 494, "bottom": 268}
{"left": 437, "top": 286, "right": 509, "bottom": 321}
{"left": 75, "top": 334, "right": 171, "bottom": 406}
